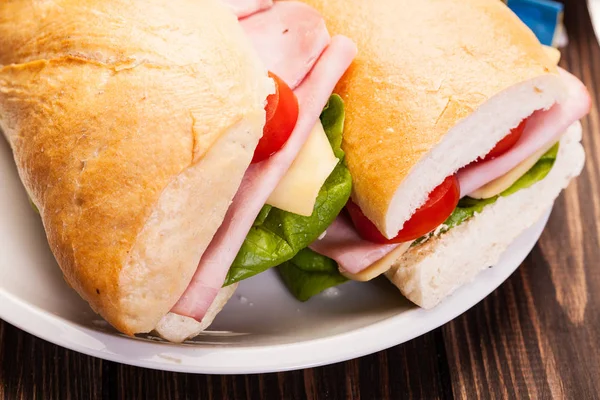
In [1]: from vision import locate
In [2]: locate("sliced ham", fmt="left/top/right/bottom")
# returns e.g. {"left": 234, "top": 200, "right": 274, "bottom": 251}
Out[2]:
{"left": 171, "top": 36, "right": 358, "bottom": 321}
{"left": 221, "top": 0, "right": 272, "bottom": 18}
{"left": 458, "top": 69, "right": 591, "bottom": 197}
{"left": 240, "top": 1, "right": 330, "bottom": 89}
{"left": 309, "top": 215, "right": 399, "bottom": 274}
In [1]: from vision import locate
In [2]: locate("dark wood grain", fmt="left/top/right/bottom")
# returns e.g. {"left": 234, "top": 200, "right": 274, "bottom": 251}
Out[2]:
{"left": 1, "top": 0, "right": 599, "bottom": 399}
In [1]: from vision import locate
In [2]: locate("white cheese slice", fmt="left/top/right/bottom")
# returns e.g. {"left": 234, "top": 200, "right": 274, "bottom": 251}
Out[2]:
{"left": 469, "top": 140, "right": 557, "bottom": 200}
{"left": 342, "top": 242, "right": 412, "bottom": 282}
{"left": 266, "top": 121, "right": 339, "bottom": 216}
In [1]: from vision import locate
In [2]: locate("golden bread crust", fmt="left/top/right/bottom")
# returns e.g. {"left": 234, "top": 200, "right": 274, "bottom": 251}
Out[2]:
{"left": 0, "top": 0, "right": 269, "bottom": 334}
{"left": 303, "top": 0, "right": 558, "bottom": 229}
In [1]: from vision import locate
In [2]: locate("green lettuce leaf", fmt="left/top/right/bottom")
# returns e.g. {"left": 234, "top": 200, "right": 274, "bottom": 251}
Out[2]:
{"left": 499, "top": 142, "right": 558, "bottom": 197}
{"left": 254, "top": 204, "right": 272, "bottom": 226}
{"left": 442, "top": 196, "right": 499, "bottom": 232}
{"left": 224, "top": 164, "right": 352, "bottom": 284}
{"left": 224, "top": 95, "right": 351, "bottom": 286}
{"left": 414, "top": 142, "right": 560, "bottom": 245}
{"left": 320, "top": 94, "right": 346, "bottom": 160}
{"left": 278, "top": 248, "right": 348, "bottom": 302}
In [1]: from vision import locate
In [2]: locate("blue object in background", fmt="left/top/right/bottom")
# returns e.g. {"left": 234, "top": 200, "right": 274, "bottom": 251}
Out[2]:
{"left": 507, "top": 0, "right": 564, "bottom": 46}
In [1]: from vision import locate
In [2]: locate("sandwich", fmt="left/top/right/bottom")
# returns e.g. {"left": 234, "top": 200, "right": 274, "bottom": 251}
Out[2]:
{"left": 0, "top": 0, "right": 589, "bottom": 344}
{"left": 304, "top": 0, "right": 590, "bottom": 307}
{"left": 0, "top": 0, "right": 357, "bottom": 342}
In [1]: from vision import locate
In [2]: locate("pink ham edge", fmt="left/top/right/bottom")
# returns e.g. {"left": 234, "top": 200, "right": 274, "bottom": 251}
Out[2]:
{"left": 171, "top": 36, "right": 358, "bottom": 321}
{"left": 312, "top": 69, "right": 590, "bottom": 276}
{"left": 309, "top": 215, "right": 398, "bottom": 275}
{"left": 458, "top": 68, "right": 591, "bottom": 196}
{"left": 239, "top": 1, "right": 331, "bottom": 90}
{"left": 221, "top": 0, "right": 273, "bottom": 18}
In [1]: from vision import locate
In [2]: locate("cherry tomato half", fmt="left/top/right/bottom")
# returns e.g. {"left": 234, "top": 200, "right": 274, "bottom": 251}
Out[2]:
{"left": 252, "top": 72, "right": 299, "bottom": 164}
{"left": 347, "top": 175, "right": 461, "bottom": 244}
{"left": 479, "top": 119, "right": 527, "bottom": 163}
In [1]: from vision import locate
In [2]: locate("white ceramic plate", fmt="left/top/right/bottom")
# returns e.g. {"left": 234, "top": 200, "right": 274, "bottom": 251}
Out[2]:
{"left": 0, "top": 138, "right": 550, "bottom": 374}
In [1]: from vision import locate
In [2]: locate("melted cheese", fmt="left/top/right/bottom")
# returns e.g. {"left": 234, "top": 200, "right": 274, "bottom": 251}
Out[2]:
{"left": 341, "top": 242, "right": 412, "bottom": 281}
{"left": 469, "top": 140, "right": 556, "bottom": 199}
{"left": 266, "top": 121, "right": 339, "bottom": 216}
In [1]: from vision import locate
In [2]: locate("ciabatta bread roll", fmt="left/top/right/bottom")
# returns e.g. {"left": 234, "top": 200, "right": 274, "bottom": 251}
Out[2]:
{"left": 0, "top": 0, "right": 272, "bottom": 335}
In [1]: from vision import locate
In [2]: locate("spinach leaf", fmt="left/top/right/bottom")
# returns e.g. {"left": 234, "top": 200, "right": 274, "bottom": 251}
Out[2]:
{"left": 278, "top": 248, "right": 348, "bottom": 302}
{"left": 320, "top": 94, "right": 346, "bottom": 160}
{"left": 254, "top": 205, "right": 272, "bottom": 226}
{"left": 500, "top": 142, "right": 558, "bottom": 197}
{"left": 443, "top": 196, "right": 499, "bottom": 231}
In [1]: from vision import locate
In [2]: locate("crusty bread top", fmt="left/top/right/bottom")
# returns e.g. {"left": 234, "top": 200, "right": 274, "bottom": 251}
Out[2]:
{"left": 0, "top": 0, "right": 270, "bottom": 334}
{"left": 303, "top": 0, "right": 559, "bottom": 235}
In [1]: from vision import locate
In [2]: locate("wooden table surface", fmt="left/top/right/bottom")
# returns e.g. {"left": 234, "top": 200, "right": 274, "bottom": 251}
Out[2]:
{"left": 2, "top": 1, "right": 599, "bottom": 399}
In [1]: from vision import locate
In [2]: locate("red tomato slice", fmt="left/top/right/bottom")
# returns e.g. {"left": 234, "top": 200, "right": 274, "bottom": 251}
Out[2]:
{"left": 252, "top": 72, "right": 299, "bottom": 164}
{"left": 479, "top": 119, "right": 527, "bottom": 163}
{"left": 347, "top": 175, "right": 461, "bottom": 244}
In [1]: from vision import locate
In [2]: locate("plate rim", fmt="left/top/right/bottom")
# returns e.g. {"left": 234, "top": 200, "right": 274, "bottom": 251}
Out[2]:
{"left": 0, "top": 209, "right": 551, "bottom": 374}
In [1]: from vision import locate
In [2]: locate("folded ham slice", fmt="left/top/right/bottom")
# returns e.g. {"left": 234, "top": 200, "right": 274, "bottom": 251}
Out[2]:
{"left": 240, "top": 1, "right": 331, "bottom": 90}
{"left": 458, "top": 69, "right": 591, "bottom": 197}
{"left": 221, "top": 0, "right": 272, "bottom": 18}
{"left": 312, "top": 69, "right": 590, "bottom": 276}
{"left": 309, "top": 215, "right": 398, "bottom": 274}
{"left": 171, "top": 36, "right": 358, "bottom": 321}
